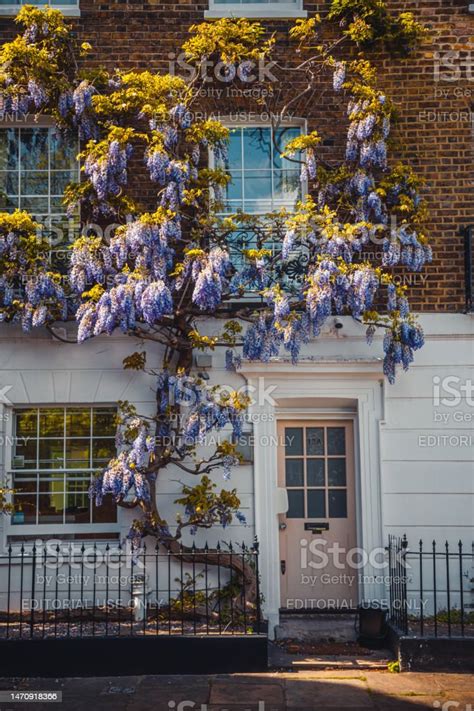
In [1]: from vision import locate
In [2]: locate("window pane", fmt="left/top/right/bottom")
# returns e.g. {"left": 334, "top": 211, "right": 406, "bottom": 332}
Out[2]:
{"left": 15, "top": 409, "right": 38, "bottom": 437}
{"left": 287, "top": 489, "right": 304, "bottom": 518}
{"left": 21, "top": 171, "right": 49, "bottom": 196}
{"left": 93, "top": 409, "right": 117, "bottom": 436}
{"left": 329, "top": 489, "right": 347, "bottom": 518}
{"left": 273, "top": 127, "right": 301, "bottom": 169}
{"left": 285, "top": 427, "right": 303, "bottom": 455}
{"left": 93, "top": 438, "right": 116, "bottom": 466}
{"left": 328, "top": 458, "right": 346, "bottom": 486}
{"left": 20, "top": 129, "right": 49, "bottom": 171}
{"left": 51, "top": 170, "right": 76, "bottom": 194}
{"left": 0, "top": 171, "right": 18, "bottom": 195}
{"left": 245, "top": 172, "right": 272, "bottom": 201}
{"left": 39, "top": 408, "right": 64, "bottom": 437}
{"left": 66, "top": 409, "right": 91, "bottom": 437}
{"left": 285, "top": 458, "right": 304, "bottom": 487}
{"left": 39, "top": 439, "right": 64, "bottom": 468}
{"left": 307, "top": 459, "right": 325, "bottom": 486}
{"left": 13, "top": 437, "right": 37, "bottom": 468}
{"left": 65, "top": 439, "right": 90, "bottom": 469}
{"left": 0, "top": 129, "right": 18, "bottom": 171}
{"left": 274, "top": 170, "right": 300, "bottom": 203}
{"left": 50, "top": 132, "right": 77, "bottom": 170}
{"left": 21, "top": 196, "right": 49, "bottom": 213}
{"left": 306, "top": 427, "right": 324, "bottom": 455}
{"left": 38, "top": 493, "right": 65, "bottom": 523}
{"left": 12, "top": 491, "right": 37, "bottom": 525}
{"left": 243, "top": 129, "right": 272, "bottom": 170}
{"left": 307, "top": 490, "right": 326, "bottom": 518}
{"left": 225, "top": 175, "right": 243, "bottom": 202}
{"left": 327, "top": 427, "right": 346, "bottom": 455}
{"left": 66, "top": 479, "right": 90, "bottom": 523}
{"left": 226, "top": 131, "right": 242, "bottom": 170}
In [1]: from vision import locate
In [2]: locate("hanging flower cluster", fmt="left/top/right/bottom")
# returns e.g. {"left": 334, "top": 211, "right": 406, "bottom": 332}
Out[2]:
{"left": 90, "top": 417, "right": 155, "bottom": 505}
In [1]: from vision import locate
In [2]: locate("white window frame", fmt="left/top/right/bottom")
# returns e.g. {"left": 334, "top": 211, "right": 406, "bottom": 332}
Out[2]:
{"left": 0, "top": 1, "right": 80, "bottom": 16}
{"left": 5, "top": 405, "right": 120, "bottom": 540}
{"left": 205, "top": 0, "right": 307, "bottom": 19}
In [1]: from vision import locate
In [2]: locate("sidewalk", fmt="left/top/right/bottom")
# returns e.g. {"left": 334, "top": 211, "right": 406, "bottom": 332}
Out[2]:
{"left": 0, "top": 670, "right": 473, "bottom": 710}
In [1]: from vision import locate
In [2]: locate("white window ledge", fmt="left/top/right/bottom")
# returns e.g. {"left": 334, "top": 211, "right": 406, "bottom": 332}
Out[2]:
{"left": 0, "top": 7, "right": 80, "bottom": 16}
{"left": 205, "top": 8, "right": 307, "bottom": 19}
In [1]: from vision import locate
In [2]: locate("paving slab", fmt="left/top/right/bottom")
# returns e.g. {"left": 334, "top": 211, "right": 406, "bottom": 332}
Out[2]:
{"left": 285, "top": 677, "right": 375, "bottom": 709}
{"left": 364, "top": 672, "right": 444, "bottom": 696}
{"left": 210, "top": 680, "right": 285, "bottom": 706}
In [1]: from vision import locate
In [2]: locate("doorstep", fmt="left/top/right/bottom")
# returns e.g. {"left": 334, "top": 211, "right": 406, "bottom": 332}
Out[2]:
{"left": 269, "top": 641, "right": 394, "bottom": 671}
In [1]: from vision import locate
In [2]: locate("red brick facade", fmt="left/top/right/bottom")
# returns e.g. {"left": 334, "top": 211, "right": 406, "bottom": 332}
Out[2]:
{"left": 0, "top": 0, "right": 472, "bottom": 312}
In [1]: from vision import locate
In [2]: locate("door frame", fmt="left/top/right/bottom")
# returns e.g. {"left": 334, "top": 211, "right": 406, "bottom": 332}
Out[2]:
{"left": 239, "top": 358, "right": 384, "bottom": 637}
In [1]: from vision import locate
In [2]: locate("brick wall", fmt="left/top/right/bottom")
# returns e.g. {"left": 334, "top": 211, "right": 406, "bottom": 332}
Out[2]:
{"left": 0, "top": 0, "right": 472, "bottom": 312}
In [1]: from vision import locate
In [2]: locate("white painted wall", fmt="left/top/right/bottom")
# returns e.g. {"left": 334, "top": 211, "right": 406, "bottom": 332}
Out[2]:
{"left": 0, "top": 313, "right": 472, "bottom": 624}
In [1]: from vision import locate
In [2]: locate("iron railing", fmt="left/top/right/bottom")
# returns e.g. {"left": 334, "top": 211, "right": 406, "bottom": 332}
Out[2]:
{"left": 387, "top": 535, "right": 473, "bottom": 638}
{"left": 0, "top": 540, "right": 262, "bottom": 640}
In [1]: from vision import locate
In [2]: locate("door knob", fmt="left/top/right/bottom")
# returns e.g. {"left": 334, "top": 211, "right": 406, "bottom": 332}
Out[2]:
{"left": 279, "top": 522, "right": 287, "bottom": 530}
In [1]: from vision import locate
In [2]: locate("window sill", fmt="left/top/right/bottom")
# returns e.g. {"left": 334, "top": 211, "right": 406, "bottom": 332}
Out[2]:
{"left": 204, "top": 8, "right": 307, "bottom": 19}
{"left": 0, "top": 7, "right": 80, "bottom": 17}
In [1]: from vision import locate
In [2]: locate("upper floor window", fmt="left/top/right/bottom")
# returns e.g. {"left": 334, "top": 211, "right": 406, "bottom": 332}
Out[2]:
{"left": 216, "top": 123, "right": 305, "bottom": 286}
{"left": 220, "top": 125, "right": 302, "bottom": 214}
{"left": 0, "top": 125, "right": 80, "bottom": 269}
{"left": 10, "top": 407, "right": 117, "bottom": 527}
{"left": 0, "top": 1, "right": 80, "bottom": 15}
{"left": 206, "top": 0, "right": 306, "bottom": 19}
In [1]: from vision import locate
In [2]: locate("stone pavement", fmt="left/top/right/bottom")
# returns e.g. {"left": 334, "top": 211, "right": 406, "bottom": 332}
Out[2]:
{"left": 0, "top": 670, "right": 473, "bottom": 710}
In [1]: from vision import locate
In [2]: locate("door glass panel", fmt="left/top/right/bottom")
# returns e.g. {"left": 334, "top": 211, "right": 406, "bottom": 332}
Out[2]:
{"left": 307, "top": 490, "right": 326, "bottom": 518}
{"left": 307, "top": 458, "right": 325, "bottom": 486}
{"left": 327, "top": 427, "right": 346, "bottom": 455}
{"left": 328, "top": 458, "right": 346, "bottom": 486}
{"left": 285, "top": 458, "right": 304, "bottom": 487}
{"left": 287, "top": 489, "right": 304, "bottom": 518}
{"left": 329, "top": 489, "right": 347, "bottom": 518}
{"left": 306, "top": 427, "right": 324, "bottom": 455}
{"left": 285, "top": 427, "right": 303, "bottom": 455}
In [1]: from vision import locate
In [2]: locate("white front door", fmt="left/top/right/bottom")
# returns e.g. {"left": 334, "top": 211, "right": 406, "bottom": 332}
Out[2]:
{"left": 278, "top": 420, "right": 358, "bottom": 611}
